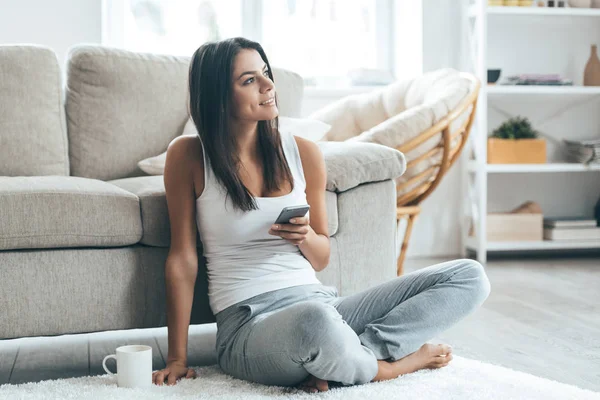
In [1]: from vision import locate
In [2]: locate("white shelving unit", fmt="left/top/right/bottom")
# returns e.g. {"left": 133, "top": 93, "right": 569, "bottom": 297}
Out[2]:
{"left": 487, "top": 85, "right": 600, "bottom": 95}
{"left": 462, "top": 1, "right": 600, "bottom": 263}
{"left": 469, "top": 4, "right": 600, "bottom": 16}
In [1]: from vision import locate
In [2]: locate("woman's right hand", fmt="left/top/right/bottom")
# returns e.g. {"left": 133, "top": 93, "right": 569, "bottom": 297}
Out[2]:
{"left": 153, "top": 361, "right": 197, "bottom": 386}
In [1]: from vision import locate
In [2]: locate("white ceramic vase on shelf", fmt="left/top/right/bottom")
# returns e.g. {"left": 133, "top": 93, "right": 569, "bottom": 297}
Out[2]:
{"left": 568, "top": 0, "right": 592, "bottom": 6}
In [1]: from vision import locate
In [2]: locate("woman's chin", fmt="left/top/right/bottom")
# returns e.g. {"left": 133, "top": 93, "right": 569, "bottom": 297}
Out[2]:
{"left": 259, "top": 108, "right": 279, "bottom": 121}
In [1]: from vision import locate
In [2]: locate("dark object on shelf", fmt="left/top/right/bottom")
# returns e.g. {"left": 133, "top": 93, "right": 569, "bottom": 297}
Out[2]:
{"left": 548, "top": 0, "right": 555, "bottom": 5}
{"left": 487, "top": 69, "right": 501, "bottom": 84}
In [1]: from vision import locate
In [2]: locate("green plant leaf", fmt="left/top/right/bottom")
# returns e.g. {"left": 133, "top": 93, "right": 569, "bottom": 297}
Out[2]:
{"left": 491, "top": 116, "right": 539, "bottom": 140}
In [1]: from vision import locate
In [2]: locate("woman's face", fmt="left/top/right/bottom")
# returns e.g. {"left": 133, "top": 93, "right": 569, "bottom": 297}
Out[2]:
{"left": 230, "top": 49, "right": 278, "bottom": 122}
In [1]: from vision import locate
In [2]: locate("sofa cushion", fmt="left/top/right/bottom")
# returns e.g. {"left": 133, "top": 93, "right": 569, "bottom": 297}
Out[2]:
{"left": 0, "top": 45, "right": 69, "bottom": 176}
{"left": 271, "top": 69, "right": 304, "bottom": 118}
{"left": 317, "top": 141, "right": 406, "bottom": 193}
{"left": 65, "top": 45, "right": 306, "bottom": 181}
{"left": 108, "top": 176, "right": 193, "bottom": 248}
{"left": 65, "top": 45, "right": 190, "bottom": 181}
{"left": 0, "top": 176, "right": 142, "bottom": 251}
{"left": 108, "top": 176, "right": 340, "bottom": 247}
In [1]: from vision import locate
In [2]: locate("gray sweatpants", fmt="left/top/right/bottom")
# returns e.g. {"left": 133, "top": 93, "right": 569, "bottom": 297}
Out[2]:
{"left": 214, "top": 258, "right": 491, "bottom": 387}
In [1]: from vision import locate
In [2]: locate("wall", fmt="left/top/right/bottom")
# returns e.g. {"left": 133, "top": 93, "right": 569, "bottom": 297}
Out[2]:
{"left": 412, "top": 0, "right": 465, "bottom": 258}
{"left": 0, "top": 0, "right": 102, "bottom": 69}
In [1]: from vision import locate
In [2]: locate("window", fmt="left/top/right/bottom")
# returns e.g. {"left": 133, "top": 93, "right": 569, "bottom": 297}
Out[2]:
{"left": 103, "top": 0, "right": 243, "bottom": 57}
{"left": 260, "top": 0, "right": 391, "bottom": 86}
{"left": 102, "top": 0, "right": 396, "bottom": 87}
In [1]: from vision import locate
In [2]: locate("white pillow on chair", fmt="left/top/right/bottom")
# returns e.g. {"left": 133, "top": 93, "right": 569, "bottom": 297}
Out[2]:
{"left": 277, "top": 116, "right": 331, "bottom": 142}
{"left": 137, "top": 117, "right": 331, "bottom": 175}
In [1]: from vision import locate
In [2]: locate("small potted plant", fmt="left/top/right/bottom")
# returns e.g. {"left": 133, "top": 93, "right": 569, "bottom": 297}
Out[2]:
{"left": 487, "top": 116, "right": 547, "bottom": 164}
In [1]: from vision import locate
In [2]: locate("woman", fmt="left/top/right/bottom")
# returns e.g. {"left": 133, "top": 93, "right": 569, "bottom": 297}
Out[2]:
{"left": 152, "top": 37, "right": 491, "bottom": 392}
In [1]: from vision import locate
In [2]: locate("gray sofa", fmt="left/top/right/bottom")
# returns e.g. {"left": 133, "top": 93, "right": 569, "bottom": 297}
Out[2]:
{"left": 0, "top": 45, "right": 406, "bottom": 341}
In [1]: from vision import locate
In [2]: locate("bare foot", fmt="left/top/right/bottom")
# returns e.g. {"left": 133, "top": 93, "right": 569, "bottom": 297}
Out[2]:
{"left": 298, "top": 374, "right": 329, "bottom": 393}
{"left": 373, "top": 343, "right": 453, "bottom": 382}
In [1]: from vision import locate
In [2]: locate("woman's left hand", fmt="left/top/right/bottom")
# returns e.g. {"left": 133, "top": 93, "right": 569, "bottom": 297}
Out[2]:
{"left": 268, "top": 216, "right": 311, "bottom": 246}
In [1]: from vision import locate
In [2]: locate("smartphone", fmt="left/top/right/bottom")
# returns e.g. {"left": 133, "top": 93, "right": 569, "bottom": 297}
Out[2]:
{"left": 274, "top": 205, "right": 310, "bottom": 225}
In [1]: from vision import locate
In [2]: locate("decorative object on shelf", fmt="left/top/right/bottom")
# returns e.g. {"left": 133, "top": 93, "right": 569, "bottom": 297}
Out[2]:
{"left": 488, "top": 116, "right": 547, "bottom": 164}
{"left": 562, "top": 137, "right": 600, "bottom": 164}
{"left": 583, "top": 45, "right": 600, "bottom": 86}
{"left": 504, "top": 0, "right": 519, "bottom": 5}
{"left": 470, "top": 201, "right": 543, "bottom": 241}
{"left": 501, "top": 74, "right": 573, "bottom": 86}
{"left": 519, "top": 0, "right": 534, "bottom": 5}
{"left": 511, "top": 200, "right": 543, "bottom": 214}
{"left": 592, "top": 0, "right": 600, "bottom": 7}
{"left": 543, "top": 216, "right": 600, "bottom": 240}
{"left": 568, "top": 0, "right": 592, "bottom": 6}
{"left": 487, "top": 69, "right": 501, "bottom": 83}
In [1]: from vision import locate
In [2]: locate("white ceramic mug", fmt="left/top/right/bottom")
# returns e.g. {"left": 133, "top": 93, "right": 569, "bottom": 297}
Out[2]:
{"left": 102, "top": 345, "right": 152, "bottom": 389}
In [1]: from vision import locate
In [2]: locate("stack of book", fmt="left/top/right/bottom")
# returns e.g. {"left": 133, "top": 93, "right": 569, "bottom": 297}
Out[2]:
{"left": 500, "top": 74, "right": 573, "bottom": 86}
{"left": 563, "top": 137, "right": 600, "bottom": 165}
{"left": 543, "top": 217, "right": 600, "bottom": 241}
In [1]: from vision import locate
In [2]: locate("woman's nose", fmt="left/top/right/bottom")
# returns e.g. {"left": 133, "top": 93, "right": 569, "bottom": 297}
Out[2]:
{"left": 260, "top": 77, "right": 274, "bottom": 93}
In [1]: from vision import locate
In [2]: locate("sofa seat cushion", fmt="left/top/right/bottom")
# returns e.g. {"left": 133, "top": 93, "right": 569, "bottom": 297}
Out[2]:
{"left": 108, "top": 176, "right": 340, "bottom": 248}
{"left": 0, "top": 176, "right": 142, "bottom": 251}
{"left": 108, "top": 176, "right": 186, "bottom": 248}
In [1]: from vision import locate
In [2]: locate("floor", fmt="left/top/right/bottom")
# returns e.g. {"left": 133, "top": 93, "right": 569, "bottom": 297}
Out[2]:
{"left": 1, "top": 256, "right": 599, "bottom": 392}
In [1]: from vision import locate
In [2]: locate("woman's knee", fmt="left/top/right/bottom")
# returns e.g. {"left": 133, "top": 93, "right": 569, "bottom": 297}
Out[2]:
{"left": 458, "top": 259, "right": 491, "bottom": 303}
{"left": 289, "top": 301, "right": 347, "bottom": 346}
{"left": 293, "top": 301, "right": 342, "bottom": 330}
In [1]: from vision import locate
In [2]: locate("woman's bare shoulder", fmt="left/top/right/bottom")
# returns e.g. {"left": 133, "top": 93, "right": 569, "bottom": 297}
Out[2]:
{"left": 292, "top": 135, "right": 326, "bottom": 187}
{"left": 166, "top": 135, "right": 204, "bottom": 199}
{"left": 292, "top": 136, "right": 324, "bottom": 167}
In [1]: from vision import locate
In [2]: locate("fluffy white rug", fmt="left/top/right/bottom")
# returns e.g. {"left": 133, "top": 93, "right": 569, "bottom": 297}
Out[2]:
{"left": 1, "top": 355, "right": 598, "bottom": 400}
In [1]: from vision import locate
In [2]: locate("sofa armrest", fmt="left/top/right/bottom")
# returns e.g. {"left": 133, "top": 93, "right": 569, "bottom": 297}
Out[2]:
{"left": 316, "top": 179, "right": 398, "bottom": 295}
{"left": 317, "top": 141, "right": 406, "bottom": 193}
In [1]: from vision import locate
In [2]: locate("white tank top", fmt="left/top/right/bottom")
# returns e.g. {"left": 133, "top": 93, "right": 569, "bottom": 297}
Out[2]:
{"left": 195, "top": 129, "right": 322, "bottom": 315}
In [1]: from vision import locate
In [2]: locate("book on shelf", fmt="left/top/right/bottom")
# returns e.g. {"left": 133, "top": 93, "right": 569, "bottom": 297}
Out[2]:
{"left": 562, "top": 137, "right": 600, "bottom": 164}
{"left": 500, "top": 74, "right": 573, "bottom": 86}
{"left": 543, "top": 226, "right": 600, "bottom": 241}
{"left": 543, "top": 216, "right": 598, "bottom": 228}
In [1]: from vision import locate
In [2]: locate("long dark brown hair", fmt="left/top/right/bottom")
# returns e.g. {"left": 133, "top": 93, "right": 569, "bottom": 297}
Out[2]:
{"left": 188, "top": 37, "right": 294, "bottom": 212}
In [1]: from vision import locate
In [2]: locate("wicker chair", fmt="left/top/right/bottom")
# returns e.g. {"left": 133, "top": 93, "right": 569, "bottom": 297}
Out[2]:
{"left": 310, "top": 70, "right": 480, "bottom": 276}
